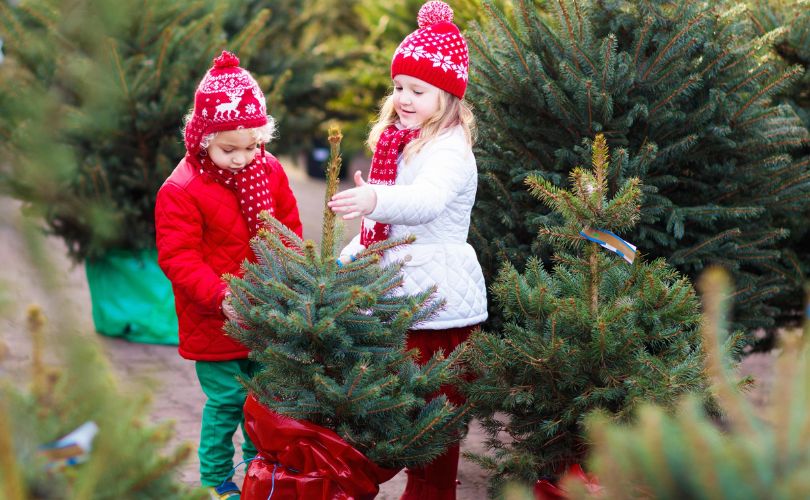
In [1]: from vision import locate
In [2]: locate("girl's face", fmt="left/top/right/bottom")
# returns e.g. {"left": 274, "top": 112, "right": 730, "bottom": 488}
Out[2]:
{"left": 207, "top": 129, "right": 259, "bottom": 172}
{"left": 392, "top": 74, "right": 441, "bottom": 129}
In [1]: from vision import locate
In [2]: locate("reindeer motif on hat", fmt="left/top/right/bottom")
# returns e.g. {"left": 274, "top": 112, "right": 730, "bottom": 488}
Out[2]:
{"left": 214, "top": 88, "right": 244, "bottom": 121}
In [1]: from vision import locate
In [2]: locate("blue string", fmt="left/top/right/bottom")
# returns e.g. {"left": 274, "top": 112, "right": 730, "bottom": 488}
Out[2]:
{"left": 267, "top": 463, "right": 278, "bottom": 500}
{"left": 217, "top": 455, "right": 261, "bottom": 490}
{"left": 215, "top": 455, "right": 295, "bottom": 499}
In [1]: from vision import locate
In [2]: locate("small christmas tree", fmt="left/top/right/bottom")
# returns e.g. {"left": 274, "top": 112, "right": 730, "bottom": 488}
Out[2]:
{"left": 225, "top": 127, "right": 469, "bottom": 470}
{"left": 463, "top": 135, "right": 738, "bottom": 493}
{"left": 568, "top": 270, "right": 810, "bottom": 500}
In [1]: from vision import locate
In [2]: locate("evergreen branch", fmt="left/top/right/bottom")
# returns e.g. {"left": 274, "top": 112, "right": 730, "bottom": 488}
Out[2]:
{"left": 633, "top": 15, "right": 654, "bottom": 68}
{"left": 728, "top": 66, "right": 771, "bottom": 95}
{"left": 720, "top": 46, "right": 758, "bottom": 74}
{"left": 321, "top": 126, "right": 343, "bottom": 260}
{"left": 0, "top": 400, "right": 26, "bottom": 500}
{"left": 650, "top": 76, "right": 699, "bottom": 115}
{"left": 233, "top": 9, "right": 269, "bottom": 58}
{"left": 670, "top": 228, "right": 741, "bottom": 261}
{"left": 651, "top": 37, "right": 699, "bottom": 87}
{"left": 642, "top": 12, "right": 707, "bottom": 81}
{"left": 366, "top": 400, "right": 411, "bottom": 416}
{"left": 698, "top": 48, "right": 731, "bottom": 79}
{"left": 346, "top": 364, "right": 368, "bottom": 399}
{"left": 556, "top": 0, "right": 581, "bottom": 73}
{"left": 175, "top": 11, "right": 214, "bottom": 47}
{"left": 586, "top": 81, "right": 594, "bottom": 134}
{"left": 483, "top": 0, "right": 530, "bottom": 74}
{"left": 731, "top": 107, "right": 780, "bottom": 131}
{"left": 348, "top": 377, "right": 399, "bottom": 405}
{"left": 731, "top": 66, "right": 803, "bottom": 123}
{"left": 334, "top": 254, "right": 382, "bottom": 275}
{"left": 505, "top": 338, "right": 547, "bottom": 368}
{"left": 602, "top": 34, "right": 615, "bottom": 94}
{"left": 402, "top": 402, "right": 454, "bottom": 449}
{"left": 467, "top": 29, "right": 506, "bottom": 88}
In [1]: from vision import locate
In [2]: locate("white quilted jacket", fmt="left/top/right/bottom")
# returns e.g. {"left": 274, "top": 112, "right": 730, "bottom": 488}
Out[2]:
{"left": 341, "top": 125, "right": 488, "bottom": 330}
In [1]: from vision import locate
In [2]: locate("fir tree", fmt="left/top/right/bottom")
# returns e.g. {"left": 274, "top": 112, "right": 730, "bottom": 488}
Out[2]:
{"left": 467, "top": 0, "right": 810, "bottom": 331}
{"left": 225, "top": 127, "right": 470, "bottom": 469}
{"left": 568, "top": 270, "right": 810, "bottom": 500}
{"left": 463, "top": 135, "right": 735, "bottom": 493}
{"left": 747, "top": 0, "right": 810, "bottom": 324}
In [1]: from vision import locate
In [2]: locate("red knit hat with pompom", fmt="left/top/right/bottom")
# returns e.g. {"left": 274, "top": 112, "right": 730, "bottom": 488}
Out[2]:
{"left": 390, "top": 1, "right": 469, "bottom": 99}
{"left": 184, "top": 51, "right": 268, "bottom": 156}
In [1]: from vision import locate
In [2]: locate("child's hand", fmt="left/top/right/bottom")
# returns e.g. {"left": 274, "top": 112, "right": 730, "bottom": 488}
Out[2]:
{"left": 327, "top": 171, "right": 377, "bottom": 220}
{"left": 222, "top": 290, "right": 240, "bottom": 322}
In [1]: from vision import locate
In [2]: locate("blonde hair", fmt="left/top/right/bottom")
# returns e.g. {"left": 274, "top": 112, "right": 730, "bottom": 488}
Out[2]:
{"left": 182, "top": 110, "right": 277, "bottom": 151}
{"left": 367, "top": 89, "right": 476, "bottom": 163}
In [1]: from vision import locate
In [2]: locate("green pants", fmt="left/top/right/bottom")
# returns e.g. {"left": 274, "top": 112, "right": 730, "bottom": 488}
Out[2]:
{"left": 195, "top": 359, "right": 259, "bottom": 487}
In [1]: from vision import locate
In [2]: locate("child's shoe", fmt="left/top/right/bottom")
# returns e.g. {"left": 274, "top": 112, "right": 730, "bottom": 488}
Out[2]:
{"left": 208, "top": 480, "right": 240, "bottom": 499}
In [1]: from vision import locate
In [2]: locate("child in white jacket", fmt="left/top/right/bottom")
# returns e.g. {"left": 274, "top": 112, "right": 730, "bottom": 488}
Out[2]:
{"left": 328, "top": 2, "right": 486, "bottom": 498}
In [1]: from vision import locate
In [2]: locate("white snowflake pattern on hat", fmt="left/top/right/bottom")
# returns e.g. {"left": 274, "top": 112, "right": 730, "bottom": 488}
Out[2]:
{"left": 398, "top": 43, "right": 427, "bottom": 60}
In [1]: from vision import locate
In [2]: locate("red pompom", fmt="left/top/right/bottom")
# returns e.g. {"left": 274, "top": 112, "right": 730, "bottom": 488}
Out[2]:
{"left": 417, "top": 1, "right": 454, "bottom": 29}
{"left": 213, "top": 50, "right": 240, "bottom": 69}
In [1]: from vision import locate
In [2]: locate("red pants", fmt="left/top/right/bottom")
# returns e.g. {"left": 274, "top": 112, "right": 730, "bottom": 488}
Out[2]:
{"left": 400, "top": 325, "right": 478, "bottom": 500}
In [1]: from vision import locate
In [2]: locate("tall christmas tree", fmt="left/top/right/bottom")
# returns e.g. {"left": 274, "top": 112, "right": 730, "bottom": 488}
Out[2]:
{"left": 747, "top": 0, "right": 810, "bottom": 324}
{"left": 225, "top": 127, "right": 469, "bottom": 470}
{"left": 462, "top": 135, "right": 740, "bottom": 493}
{"left": 467, "top": 0, "right": 810, "bottom": 331}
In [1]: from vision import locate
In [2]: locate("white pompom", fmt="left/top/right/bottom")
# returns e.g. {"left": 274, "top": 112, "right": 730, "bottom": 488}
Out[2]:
{"left": 417, "top": 1, "right": 454, "bottom": 29}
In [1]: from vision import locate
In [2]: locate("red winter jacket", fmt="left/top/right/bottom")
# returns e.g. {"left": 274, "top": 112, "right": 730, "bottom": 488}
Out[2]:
{"left": 155, "top": 152, "right": 303, "bottom": 361}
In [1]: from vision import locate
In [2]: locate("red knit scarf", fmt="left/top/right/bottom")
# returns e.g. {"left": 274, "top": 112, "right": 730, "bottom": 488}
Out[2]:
{"left": 188, "top": 149, "right": 274, "bottom": 236}
{"left": 361, "top": 125, "right": 420, "bottom": 247}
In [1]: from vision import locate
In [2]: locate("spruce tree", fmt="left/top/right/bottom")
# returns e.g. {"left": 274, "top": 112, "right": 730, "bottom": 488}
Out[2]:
{"left": 747, "top": 0, "right": 810, "bottom": 324}
{"left": 224, "top": 127, "right": 469, "bottom": 469}
{"left": 463, "top": 135, "right": 734, "bottom": 492}
{"left": 569, "top": 270, "right": 810, "bottom": 500}
{"left": 467, "top": 0, "right": 810, "bottom": 331}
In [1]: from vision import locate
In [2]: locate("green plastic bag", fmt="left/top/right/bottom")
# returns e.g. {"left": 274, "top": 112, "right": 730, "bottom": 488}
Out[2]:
{"left": 85, "top": 248, "right": 178, "bottom": 345}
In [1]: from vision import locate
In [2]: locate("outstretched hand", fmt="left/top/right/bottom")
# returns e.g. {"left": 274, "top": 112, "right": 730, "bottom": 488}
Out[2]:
{"left": 327, "top": 171, "right": 377, "bottom": 220}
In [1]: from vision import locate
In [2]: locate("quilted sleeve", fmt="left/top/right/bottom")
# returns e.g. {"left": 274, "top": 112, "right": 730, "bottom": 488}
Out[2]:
{"left": 339, "top": 233, "right": 365, "bottom": 259}
{"left": 155, "top": 183, "right": 227, "bottom": 312}
{"left": 267, "top": 157, "right": 303, "bottom": 238}
{"left": 368, "top": 145, "right": 473, "bottom": 226}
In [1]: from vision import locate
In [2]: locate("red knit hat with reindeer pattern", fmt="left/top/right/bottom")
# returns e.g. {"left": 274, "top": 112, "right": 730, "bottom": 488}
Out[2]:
{"left": 391, "top": 1, "right": 469, "bottom": 99}
{"left": 184, "top": 51, "right": 268, "bottom": 156}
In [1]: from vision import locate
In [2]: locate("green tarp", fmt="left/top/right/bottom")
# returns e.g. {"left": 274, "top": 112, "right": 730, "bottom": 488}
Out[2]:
{"left": 85, "top": 248, "right": 178, "bottom": 345}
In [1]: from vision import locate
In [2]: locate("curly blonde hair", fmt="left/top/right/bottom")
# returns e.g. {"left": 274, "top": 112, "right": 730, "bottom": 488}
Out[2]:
{"left": 367, "top": 89, "right": 476, "bottom": 163}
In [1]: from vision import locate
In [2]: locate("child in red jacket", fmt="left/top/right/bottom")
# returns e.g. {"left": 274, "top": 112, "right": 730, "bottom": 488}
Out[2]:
{"left": 155, "top": 51, "right": 302, "bottom": 500}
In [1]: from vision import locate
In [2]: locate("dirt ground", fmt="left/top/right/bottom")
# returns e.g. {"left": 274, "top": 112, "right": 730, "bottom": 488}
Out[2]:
{"left": 0, "top": 159, "right": 774, "bottom": 498}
